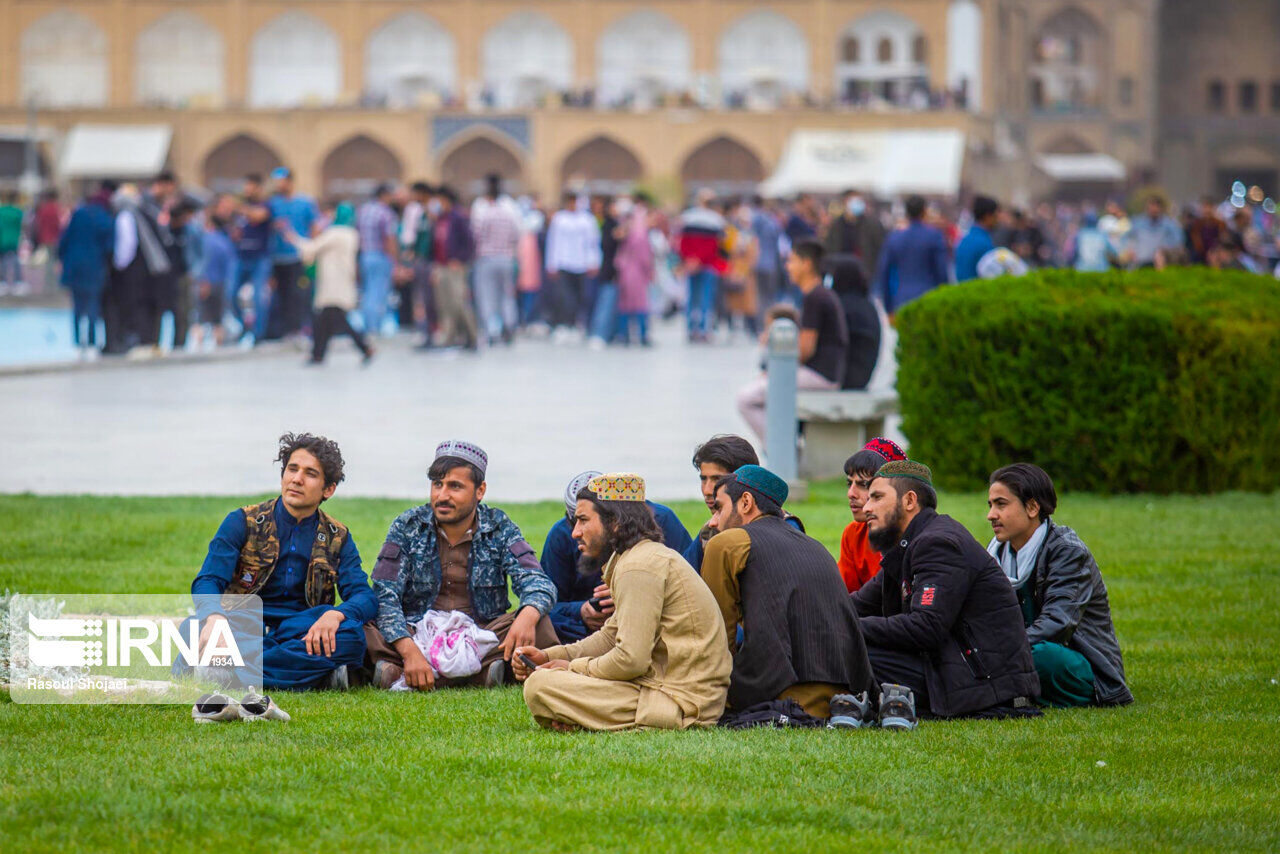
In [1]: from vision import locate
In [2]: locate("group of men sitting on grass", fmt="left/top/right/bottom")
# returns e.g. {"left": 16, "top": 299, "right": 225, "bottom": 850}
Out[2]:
{"left": 189, "top": 431, "right": 1131, "bottom": 731}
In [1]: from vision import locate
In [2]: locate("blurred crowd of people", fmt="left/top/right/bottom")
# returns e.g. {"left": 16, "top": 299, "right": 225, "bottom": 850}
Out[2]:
{"left": 11, "top": 171, "right": 1279, "bottom": 365}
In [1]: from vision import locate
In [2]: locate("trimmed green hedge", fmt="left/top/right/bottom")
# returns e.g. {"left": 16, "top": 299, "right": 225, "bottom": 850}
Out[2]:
{"left": 894, "top": 268, "right": 1280, "bottom": 492}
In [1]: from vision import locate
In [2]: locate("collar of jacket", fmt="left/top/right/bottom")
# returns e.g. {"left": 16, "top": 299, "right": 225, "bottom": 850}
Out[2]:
{"left": 407, "top": 502, "right": 501, "bottom": 536}
{"left": 893, "top": 506, "right": 938, "bottom": 552}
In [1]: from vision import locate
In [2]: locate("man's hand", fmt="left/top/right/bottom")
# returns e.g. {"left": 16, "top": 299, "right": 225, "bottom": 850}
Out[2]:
{"left": 511, "top": 646, "right": 548, "bottom": 682}
{"left": 197, "top": 613, "right": 227, "bottom": 657}
{"left": 538, "top": 660, "right": 571, "bottom": 672}
{"left": 499, "top": 606, "right": 541, "bottom": 662}
{"left": 580, "top": 601, "right": 609, "bottom": 632}
{"left": 303, "top": 609, "right": 345, "bottom": 657}
{"left": 580, "top": 584, "right": 614, "bottom": 631}
{"left": 399, "top": 644, "right": 435, "bottom": 691}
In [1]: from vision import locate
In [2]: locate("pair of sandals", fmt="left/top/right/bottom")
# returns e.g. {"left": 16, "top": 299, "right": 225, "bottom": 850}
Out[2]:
{"left": 192, "top": 691, "right": 291, "bottom": 723}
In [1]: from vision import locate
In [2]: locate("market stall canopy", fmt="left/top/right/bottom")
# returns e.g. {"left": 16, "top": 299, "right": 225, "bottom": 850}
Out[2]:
{"left": 59, "top": 124, "right": 172, "bottom": 180}
{"left": 1034, "top": 153, "right": 1126, "bottom": 183}
{"left": 760, "top": 128, "right": 966, "bottom": 197}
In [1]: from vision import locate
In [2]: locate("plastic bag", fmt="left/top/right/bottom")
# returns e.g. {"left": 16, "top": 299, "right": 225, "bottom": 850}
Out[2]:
{"left": 390, "top": 610, "right": 499, "bottom": 690}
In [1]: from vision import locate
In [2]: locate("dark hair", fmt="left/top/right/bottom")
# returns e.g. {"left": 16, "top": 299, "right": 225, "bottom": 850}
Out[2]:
{"left": 276, "top": 432, "right": 345, "bottom": 488}
{"left": 973, "top": 195, "right": 999, "bottom": 222}
{"left": 905, "top": 195, "right": 927, "bottom": 220}
{"left": 411, "top": 181, "right": 432, "bottom": 195}
{"left": 826, "top": 256, "right": 869, "bottom": 296}
{"left": 244, "top": 173, "right": 263, "bottom": 185}
{"left": 692, "top": 434, "right": 758, "bottom": 472}
{"left": 714, "top": 474, "right": 782, "bottom": 518}
{"left": 170, "top": 199, "right": 200, "bottom": 220}
{"left": 576, "top": 488, "right": 662, "bottom": 553}
{"left": 765, "top": 303, "right": 800, "bottom": 325}
{"left": 792, "top": 239, "right": 824, "bottom": 270}
{"left": 883, "top": 475, "right": 937, "bottom": 510}
{"left": 486, "top": 173, "right": 502, "bottom": 198}
{"left": 428, "top": 455, "right": 484, "bottom": 487}
{"left": 844, "top": 449, "right": 892, "bottom": 480}
{"left": 154, "top": 171, "right": 176, "bottom": 185}
{"left": 561, "top": 190, "right": 577, "bottom": 205}
{"left": 989, "top": 463, "right": 1057, "bottom": 520}
{"left": 437, "top": 184, "right": 457, "bottom": 204}
{"left": 374, "top": 183, "right": 393, "bottom": 199}
{"left": 100, "top": 180, "right": 119, "bottom": 195}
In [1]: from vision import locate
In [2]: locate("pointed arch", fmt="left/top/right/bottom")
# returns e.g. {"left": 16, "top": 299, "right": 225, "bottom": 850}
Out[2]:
{"left": 250, "top": 12, "right": 341, "bottom": 107}
{"left": 481, "top": 12, "right": 573, "bottom": 109}
{"left": 680, "top": 136, "right": 765, "bottom": 195}
{"left": 202, "top": 133, "right": 284, "bottom": 193}
{"left": 321, "top": 135, "right": 404, "bottom": 198}
{"left": 21, "top": 11, "right": 108, "bottom": 107}
{"left": 136, "top": 12, "right": 225, "bottom": 107}
{"left": 1030, "top": 7, "right": 1106, "bottom": 113}
{"left": 439, "top": 135, "right": 525, "bottom": 198}
{"left": 560, "top": 136, "right": 644, "bottom": 194}
{"left": 365, "top": 12, "right": 457, "bottom": 107}
{"left": 597, "top": 11, "right": 691, "bottom": 108}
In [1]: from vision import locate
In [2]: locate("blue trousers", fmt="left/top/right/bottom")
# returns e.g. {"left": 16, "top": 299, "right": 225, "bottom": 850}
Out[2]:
{"left": 174, "top": 606, "right": 365, "bottom": 692}
{"left": 360, "top": 251, "right": 393, "bottom": 335}
{"left": 260, "top": 605, "right": 367, "bottom": 691}
{"left": 614, "top": 312, "right": 649, "bottom": 343}
{"left": 233, "top": 254, "right": 273, "bottom": 339}
{"left": 69, "top": 286, "right": 103, "bottom": 346}
{"left": 687, "top": 269, "right": 717, "bottom": 335}
{"left": 588, "top": 281, "right": 618, "bottom": 341}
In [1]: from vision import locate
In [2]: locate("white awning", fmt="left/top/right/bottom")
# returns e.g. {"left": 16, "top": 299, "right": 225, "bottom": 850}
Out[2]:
{"left": 760, "top": 128, "right": 966, "bottom": 197}
{"left": 59, "top": 124, "right": 172, "bottom": 180}
{"left": 1035, "top": 153, "right": 1126, "bottom": 183}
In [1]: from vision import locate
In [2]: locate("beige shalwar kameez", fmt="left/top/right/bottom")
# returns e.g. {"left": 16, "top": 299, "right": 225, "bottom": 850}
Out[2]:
{"left": 522, "top": 539, "right": 731, "bottom": 731}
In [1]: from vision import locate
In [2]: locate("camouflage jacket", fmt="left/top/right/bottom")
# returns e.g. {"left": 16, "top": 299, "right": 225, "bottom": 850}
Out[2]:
{"left": 372, "top": 503, "right": 556, "bottom": 643}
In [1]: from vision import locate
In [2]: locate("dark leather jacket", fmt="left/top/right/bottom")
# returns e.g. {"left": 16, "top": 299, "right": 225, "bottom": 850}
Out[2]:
{"left": 1027, "top": 521, "right": 1133, "bottom": 706}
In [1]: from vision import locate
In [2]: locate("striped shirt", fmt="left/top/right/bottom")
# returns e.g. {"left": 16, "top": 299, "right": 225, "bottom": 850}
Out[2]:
{"left": 356, "top": 200, "right": 397, "bottom": 254}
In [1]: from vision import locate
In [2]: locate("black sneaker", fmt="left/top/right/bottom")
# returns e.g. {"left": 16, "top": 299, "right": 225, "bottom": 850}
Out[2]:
{"left": 878, "top": 683, "right": 918, "bottom": 731}
{"left": 827, "top": 692, "right": 873, "bottom": 729}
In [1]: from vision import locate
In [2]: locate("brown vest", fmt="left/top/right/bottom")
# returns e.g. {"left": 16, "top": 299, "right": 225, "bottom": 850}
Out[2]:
{"left": 223, "top": 498, "right": 348, "bottom": 608}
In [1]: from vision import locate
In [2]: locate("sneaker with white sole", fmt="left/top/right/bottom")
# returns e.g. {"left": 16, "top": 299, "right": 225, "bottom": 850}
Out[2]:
{"left": 237, "top": 691, "right": 291, "bottom": 722}
{"left": 327, "top": 664, "right": 349, "bottom": 691}
{"left": 192, "top": 693, "right": 241, "bottom": 724}
{"left": 877, "top": 683, "right": 918, "bottom": 731}
{"left": 827, "top": 692, "right": 874, "bottom": 729}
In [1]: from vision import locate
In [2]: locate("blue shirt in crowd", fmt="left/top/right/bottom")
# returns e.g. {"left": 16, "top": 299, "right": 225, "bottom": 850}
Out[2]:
{"left": 752, "top": 209, "right": 782, "bottom": 273}
{"left": 540, "top": 501, "right": 692, "bottom": 642}
{"left": 953, "top": 224, "right": 995, "bottom": 283}
{"left": 191, "top": 498, "right": 377, "bottom": 625}
{"left": 269, "top": 194, "right": 319, "bottom": 262}
{"left": 200, "top": 226, "right": 236, "bottom": 290}
{"left": 874, "top": 221, "right": 951, "bottom": 313}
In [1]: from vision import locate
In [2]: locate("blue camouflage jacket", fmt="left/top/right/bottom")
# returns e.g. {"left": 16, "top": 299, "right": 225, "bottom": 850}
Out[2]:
{"left": 372, "top": 503, "right": 556, "bottom": 643}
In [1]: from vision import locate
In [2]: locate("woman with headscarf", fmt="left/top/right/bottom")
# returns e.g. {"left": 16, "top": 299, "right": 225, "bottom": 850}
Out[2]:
{"left": 281, "top": 202, "right": 373, "bottom": 365}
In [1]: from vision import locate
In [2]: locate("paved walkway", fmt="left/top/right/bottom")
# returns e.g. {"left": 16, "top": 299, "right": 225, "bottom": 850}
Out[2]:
{"left": 0, "top": 317, "right": 899, "bottom": 501}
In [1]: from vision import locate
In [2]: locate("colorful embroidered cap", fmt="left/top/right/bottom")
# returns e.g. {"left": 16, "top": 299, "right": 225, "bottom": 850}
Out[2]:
{"left": 874, "top": 459, "right": 933, "bottom": 484}
{"left": 434, "top": 440, "right": 488, "bottom": 477}
{"left": 733, "top": 464, "right": 789, "bottom": 507}
{"left": 587, "top": 473, "right": 646, "bottom": 502}
{"left": 864, "top": 437, "right": 907, "bottom": 464}
{"left": 565, "top": 470, "right": 603, "bottom": 513}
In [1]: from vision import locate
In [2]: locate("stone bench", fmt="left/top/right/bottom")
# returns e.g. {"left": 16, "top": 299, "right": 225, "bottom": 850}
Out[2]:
{"left": 796, "top": 389, "right": 900, "bottom": 479}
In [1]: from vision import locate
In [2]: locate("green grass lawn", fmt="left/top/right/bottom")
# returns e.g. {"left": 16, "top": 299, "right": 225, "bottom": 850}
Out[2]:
{"left": 2, "top": 486, "right": 1279, "bottom": 852}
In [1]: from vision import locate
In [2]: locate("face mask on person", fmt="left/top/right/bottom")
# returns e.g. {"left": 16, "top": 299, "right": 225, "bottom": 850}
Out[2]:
{"left": 847, "top": 197, "right": 866, "bottom": 216}
{"left": 427, "top": 199, "right": 443, "bottom": 216}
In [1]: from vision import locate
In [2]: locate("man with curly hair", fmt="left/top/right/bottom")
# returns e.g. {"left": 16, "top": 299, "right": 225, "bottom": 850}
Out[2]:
{"left": 514, "top": 473, "right": 731, "bottom": 731}
{"left": 189, "top": 433, "right": 376, "bottom": 690}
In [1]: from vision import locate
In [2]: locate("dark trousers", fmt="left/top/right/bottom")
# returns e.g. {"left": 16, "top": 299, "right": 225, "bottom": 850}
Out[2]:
{"left": 133, "top": 273, "right": 166, "bottom": 347}
{"left": 866, "top": 645, "right": 930, "bottom": 712}
{"left": 311, "top": 305, "right": 371, "bottom": 362}
{"left": 364, "top": 611, "right": 559, "bottom": 688}
{"left": 102, "top": 269, "right": 134, "bottom": 354}
{"left": 551, "top": 271, "right": 586, "bottom": 328}
{"left": 267, "top": 260, "right": 309, "bottom": 339}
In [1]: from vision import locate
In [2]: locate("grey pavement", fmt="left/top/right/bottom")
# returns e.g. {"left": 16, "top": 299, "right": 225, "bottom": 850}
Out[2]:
{"left": 0, "top": 317, "right": 900, "bottom": 502}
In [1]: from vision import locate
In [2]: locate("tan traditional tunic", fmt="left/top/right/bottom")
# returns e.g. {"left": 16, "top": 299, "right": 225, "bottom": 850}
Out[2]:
{"left": 523, "top": 539, "right": 731, "bottom": 731}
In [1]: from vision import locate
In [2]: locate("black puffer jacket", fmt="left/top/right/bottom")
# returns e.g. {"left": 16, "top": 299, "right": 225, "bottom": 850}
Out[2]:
{"left": 1026, "top": 521, "right": 1133, "bottom": 706}
{"left": 853, "top": 509, "right": 1040, "bottom": 717}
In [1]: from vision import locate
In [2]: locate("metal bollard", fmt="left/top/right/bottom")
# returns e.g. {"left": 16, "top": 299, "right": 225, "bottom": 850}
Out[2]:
{"left": 764, "top": 318, "right": 799, "bottom": 483}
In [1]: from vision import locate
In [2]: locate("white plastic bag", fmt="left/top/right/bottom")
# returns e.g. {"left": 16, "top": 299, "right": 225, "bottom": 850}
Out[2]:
{"left": 390, "top": 610, "right": 499, "bottom": 690}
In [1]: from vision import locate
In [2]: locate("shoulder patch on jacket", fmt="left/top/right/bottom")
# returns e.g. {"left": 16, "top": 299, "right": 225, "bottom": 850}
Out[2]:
{"left": 920, "top": 586, "right": 935, "bottom": 607}
{"left": 373, "top": 541, "right": 401, "bottom": 581}
{"left": 508, "top": 539, "right": 540, "bottom": 571}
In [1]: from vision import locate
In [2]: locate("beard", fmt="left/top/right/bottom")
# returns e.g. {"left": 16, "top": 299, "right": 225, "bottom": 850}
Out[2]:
{"left": 576, "top": 535, "right": 615, "bottom": 578}
{"left": 867, "top": 503, "right": 904, "bottom": 552}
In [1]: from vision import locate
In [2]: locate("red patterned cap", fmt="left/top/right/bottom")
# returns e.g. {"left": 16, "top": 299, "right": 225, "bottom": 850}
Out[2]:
{"left": 864, "top": 437, "right": 906, "bottom": 463}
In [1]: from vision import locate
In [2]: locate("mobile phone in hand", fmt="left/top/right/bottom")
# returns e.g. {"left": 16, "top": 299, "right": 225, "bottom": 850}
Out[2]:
{"left": 518, "top": 653, "right": 539, "bottom": 671}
